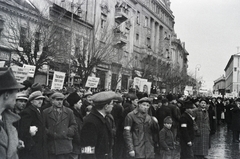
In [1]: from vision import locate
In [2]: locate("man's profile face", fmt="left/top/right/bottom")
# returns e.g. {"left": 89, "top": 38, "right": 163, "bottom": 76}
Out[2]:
{"left": 5, "top": 90, "right": 18, "bottom": 110}
{"left": 105, "top": 100, "right": 114, "bottom": 114}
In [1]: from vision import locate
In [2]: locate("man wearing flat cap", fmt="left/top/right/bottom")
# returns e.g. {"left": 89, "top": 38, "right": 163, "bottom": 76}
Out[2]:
{"left": 80, "top": 91, "right": 120, "bottom": 159}
{"left": 0, "top": 67, "right": 24, "bottom": 159}
{"left": 18, "top": 91, "right": 47, "bottom": 159}
{"left": 43, "top": 92, "right": 77, "bottom": 159}
{"left": 123, "top": 97, "right": 159, "bottom": 159}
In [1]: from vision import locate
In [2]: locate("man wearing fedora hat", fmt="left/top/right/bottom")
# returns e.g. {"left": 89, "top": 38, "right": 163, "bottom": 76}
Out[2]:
{"left": 0, "top": 67, "right": 24, "bottom": 159}
{"left": 18, "top": 90, "right": 47, "bottom": 159}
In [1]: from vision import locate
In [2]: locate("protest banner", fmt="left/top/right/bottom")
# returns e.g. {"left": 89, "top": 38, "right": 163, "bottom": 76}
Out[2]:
{"left": 0, "top": 61, "right": 5, "bottom": 67}
{"left": 23, "top": 64, "right": 36, "bottom": 78}
{"left": 85, "top": 76, "right": 100, "bottom": 88}
{"left": 11, "top": 66, "right": 29, "bottom": 83}
{"left": 51, "top": 71, "right": 65, "bottom": 90}
{"left": 139, "top": 81, "right": 152, "bottom": 95}
{"left": 133, "top": 77, "right": 147, "bottom": 91}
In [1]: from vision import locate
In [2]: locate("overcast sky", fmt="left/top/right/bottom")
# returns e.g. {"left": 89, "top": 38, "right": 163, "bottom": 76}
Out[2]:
{"left": 170, "top": 0, "right": 240, "bottom": 90}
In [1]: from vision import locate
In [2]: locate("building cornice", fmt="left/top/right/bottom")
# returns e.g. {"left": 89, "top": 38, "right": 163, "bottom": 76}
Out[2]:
{"left": 138, "top": 0, "right": 174, "bottom": 31}
{"left": 0, "top": 0, "right": 41, "bottom": 23}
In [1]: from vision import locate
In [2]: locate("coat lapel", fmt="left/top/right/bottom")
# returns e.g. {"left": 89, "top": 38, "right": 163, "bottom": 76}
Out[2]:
{"left": 55, "top": 107, "right": 68, "bottom": 125}
{"left": 48, "top": 107, "right": 57, "bottom": 122}
{"left": 29, "top": 105, "right": 43, "bottom": 123}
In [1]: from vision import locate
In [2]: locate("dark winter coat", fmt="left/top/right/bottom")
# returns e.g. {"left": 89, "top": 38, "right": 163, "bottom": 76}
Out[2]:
{"left": 159, "top": 127, "right": 175, "bottom": 150}
{"left": 19, "top": 105, "right": 48, "bottom": 159}
{"left": 156, "top": 105, "right": 172, "bottom": 130}
{"left": 70, "top": 107, "right": 83, "bottom": 154}
{"left": 208, "top": 103, "right": 217, "bottom": 134}
{"left": 179, "top": 112, "right": 195, "bottom": 144}
{"left": 231, "top": 104, "right": 240, "bottom": 131}
{"left": 179, "top": 112, "right": 195, "bottom": 159}
{"left": 168, "top": 103, "right": 181, "bottom": 128}
{"left": 80, "top": 108, "right": 113, "bottom": 159}
{"left": 43, "top": 106, "right": 77, "bottom": 155}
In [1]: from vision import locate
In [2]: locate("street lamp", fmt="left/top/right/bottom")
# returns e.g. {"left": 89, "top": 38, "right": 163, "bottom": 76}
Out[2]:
{"left": 195, "top": 64, "right": 201, "bottom": 96}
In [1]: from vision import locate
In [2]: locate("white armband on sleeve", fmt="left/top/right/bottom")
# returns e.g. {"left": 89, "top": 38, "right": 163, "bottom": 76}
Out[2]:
{"left": 124, "top": 126, "right": 131, "bottom": 131}
{"left": 181, "top": 123, "right": 187, "bottom": 127}
{"left": 81, "top": 146, "right": 95, "bottom": 154}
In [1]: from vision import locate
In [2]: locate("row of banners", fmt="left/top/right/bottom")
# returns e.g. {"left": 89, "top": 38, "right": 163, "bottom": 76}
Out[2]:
{"left": 9, "top": 64, "right": 100, "bottom": 90}
{"left": 9, "top": 64, "right": 153, "bottom": 92}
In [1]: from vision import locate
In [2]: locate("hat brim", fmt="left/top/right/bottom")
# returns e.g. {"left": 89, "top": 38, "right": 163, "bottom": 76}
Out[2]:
{"left": 16, "top": 97, "right": 28, "bottom": 101}
{"left": 34, "top": 96, "right": 45, "bottom": 100}
{"left": 3, "top": 83, "right": 25, "bottom": 91}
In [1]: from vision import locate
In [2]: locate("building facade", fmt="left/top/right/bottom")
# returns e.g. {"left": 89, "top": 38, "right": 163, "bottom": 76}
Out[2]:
{"left": 213, "top": 75, "right": 225, "bottom": 96}
{"left": 224, "top": 54, "right": 240, "bottom": 95}
{"left": 0, "top": 0, "right": 189, "bottom": 93}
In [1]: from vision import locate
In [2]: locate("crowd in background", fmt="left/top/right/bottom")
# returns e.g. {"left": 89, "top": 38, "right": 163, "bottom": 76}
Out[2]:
{"left": 1, "top": 67, "right": 240, "bottom": 159}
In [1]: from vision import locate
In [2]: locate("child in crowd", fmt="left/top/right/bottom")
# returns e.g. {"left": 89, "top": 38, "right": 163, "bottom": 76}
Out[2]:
{"left": 159, "top": 116, "right": 175, "bottom": 159}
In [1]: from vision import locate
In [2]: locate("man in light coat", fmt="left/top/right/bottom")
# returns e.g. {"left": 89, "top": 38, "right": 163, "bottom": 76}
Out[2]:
{"left": 123, "top": 97, "right": 159, "bottom": 159}
{"left": 0, "top": 67, "right": 24, "bottom": 159}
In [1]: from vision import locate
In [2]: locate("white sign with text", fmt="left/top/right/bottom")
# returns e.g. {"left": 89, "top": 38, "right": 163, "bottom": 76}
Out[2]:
{"left": 51, "top": 71, "right": 66, "bottom": 90}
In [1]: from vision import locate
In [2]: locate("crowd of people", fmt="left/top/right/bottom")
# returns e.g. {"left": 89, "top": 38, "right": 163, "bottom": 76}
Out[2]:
{"left": 1, "top": 67, "right": 240, "bottom": 159}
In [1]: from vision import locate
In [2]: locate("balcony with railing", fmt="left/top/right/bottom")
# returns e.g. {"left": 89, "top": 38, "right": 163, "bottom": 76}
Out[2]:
{"left": 115, "top": 4, "right": 129, "bottom": 24}
{"left": 113, "top": 29, "right": 127, "bottom": 48}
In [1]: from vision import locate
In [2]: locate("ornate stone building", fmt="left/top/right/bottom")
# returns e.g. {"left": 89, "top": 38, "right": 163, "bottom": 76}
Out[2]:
{"left": 0, "top": 0, "right": 189, "bottom": 92}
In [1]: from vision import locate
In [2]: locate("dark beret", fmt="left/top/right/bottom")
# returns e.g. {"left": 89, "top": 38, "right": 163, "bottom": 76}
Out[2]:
{"left": 31, "top": 83, "right": 42, "bottom": 92}
{"left": 183, "top": 101, "right": 194, "bottom": 109}
{"left": 66, "top": 92, "right": 81, "bottom": 106}
{"left": 128, "top": 93, "right": 138, "bottom": 100}
{"left": 162, "top": 98, "right": 169, "bottom": 104}
{"left": 166, "top": 94, "right": 177, "bottom": 101}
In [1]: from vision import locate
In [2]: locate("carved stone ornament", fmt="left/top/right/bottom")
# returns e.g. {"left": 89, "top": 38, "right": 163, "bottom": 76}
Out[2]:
{"left": 100, "top": 2, "right": 110, "bottom": 15}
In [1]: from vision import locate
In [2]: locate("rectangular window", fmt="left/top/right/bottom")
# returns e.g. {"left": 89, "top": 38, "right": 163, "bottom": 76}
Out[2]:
{"left": 145, "top": 16, "right": 148, "bottom": 27}
{"left": 136, "top": 33, "right": 139, "bottom": 44}
{"left": 136, "top": 11, "right": 140, "bottom": 24}
{"left": 20, "top": 27, "right": 27, "bottom": 47}
{"left": 146, "top": 37, "right": 151, "bottom": 48}
{"left": 101, "top": 13, "right": 107, "bottom": 29}
{"left": 34, "top": 32, "right": 40, "bottom": 53}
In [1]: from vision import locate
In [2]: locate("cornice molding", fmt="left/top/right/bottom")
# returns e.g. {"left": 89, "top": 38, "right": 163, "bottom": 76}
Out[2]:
{"left": 0, "top": 1, "right": 41, "bottom": 23}
{"left": 138, "top": 1, "right": 174, "bottom": 31}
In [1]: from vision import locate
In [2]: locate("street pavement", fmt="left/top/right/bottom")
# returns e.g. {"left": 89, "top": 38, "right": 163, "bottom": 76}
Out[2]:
{"left": 207, "top": 124, "right": 240, "bottom": 159}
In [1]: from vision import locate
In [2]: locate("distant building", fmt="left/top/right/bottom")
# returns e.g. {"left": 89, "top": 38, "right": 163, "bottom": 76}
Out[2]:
{"left": 213, "top": 75, "right": 225, "bottom": 96}
{"left": 224, "top": 54, "right": 240, "bottom": 96}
